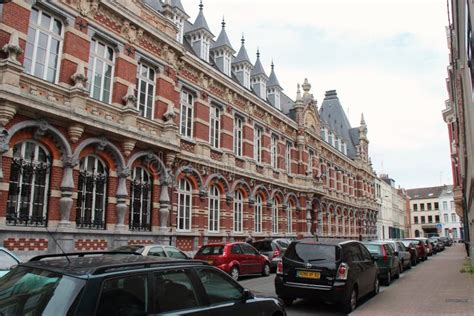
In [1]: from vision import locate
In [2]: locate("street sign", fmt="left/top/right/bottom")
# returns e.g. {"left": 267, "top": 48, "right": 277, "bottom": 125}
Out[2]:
{"left": 436, "top": 223, "right": 443, "bottom": 231}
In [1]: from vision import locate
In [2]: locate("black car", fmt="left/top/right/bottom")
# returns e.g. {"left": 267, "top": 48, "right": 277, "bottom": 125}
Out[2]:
{"left": 0, "top": 252, "right": 286, "bottom": 316}
{"left": 275, "top": 239, "right": 379, "bottom": 314}
{"left": 251, "top": 238, "right": 291, "bottom": 272}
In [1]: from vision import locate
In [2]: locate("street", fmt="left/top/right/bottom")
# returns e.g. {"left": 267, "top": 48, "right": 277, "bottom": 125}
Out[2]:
{"left": 240, "top": 244, "right": 474, "bottom": 315}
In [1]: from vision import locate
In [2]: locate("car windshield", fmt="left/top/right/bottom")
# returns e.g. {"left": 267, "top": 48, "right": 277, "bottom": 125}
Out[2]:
{"left": 113, "top": 245, "right": 145, "bottom": 254}
{"left": 401, "top": 240, "right": 413, "bottom": 247}
{"left": 365, "top": 244, "right": 382, "bottom": 255}
{"left": 285, "top": 243, "right": 339, "bottom": 262}
{"left": 196, "top": 246, "right": 224, "bottom": 256}
{"left": 0, "top": 266, "right": 85, "bottom": 316}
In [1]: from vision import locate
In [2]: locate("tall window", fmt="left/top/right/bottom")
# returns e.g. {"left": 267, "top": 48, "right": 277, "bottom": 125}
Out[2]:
{"left": 450, "top": 201, "right": 454, "bottom": 210}
{"left": 334, "top": 138, "right": 339, "bottom": 150}
{"left": 233, "top": 116, "right": 243, "bottom": 156}
{"left": 136, "top": 63, "right": 155, "bottom": 119}
{"left": 451, "top": 213, "right": 456, "bottom": 222}
{"left": 320, "top": 128, "right": 327, "bottom": 141}
{"left": 130, "top": 167, "right": 152, "bottom": 231}
{"left": 434, "top": 202, "right": 439, "bottom": 210}
{"left": 7, "top": 141, "right": 50, "bottom": 226}
{"left": 223, "top": 54, "right": 232, "bottom": 76}
{"left": 24, "top": 8, "right": 63, "bottom": 83}
{"left": 234, "top": 191, "right": 243, "bottom": 233}
{"left": 413, "top": 204, "right": 418, "bottom": 211}
{"left": 272, "top": 202, "right": 278, "bottom": 234}
{"left": 209, "top": 106, "right": 220, "bottom": 149}
{"left": 243, "top": 67, "right": 251, "bottom": 89}
{"left": 414, "top": 216, "right": 418, "bottom": 224}
{"left": 453, "top": 228, "right": 458, "bottom": 238}
{"left": 177, "top": 179, "right": 192, "bottom": 231}
{"left": 76, "top": 156, "right": 108, "bottom": 229}
{"left": 180, "top": 90, "right": 194, "bottom": 139}
{"left": 208, "top": 186, "right": 220, "bottom": 232}
{"left": 308, "top": 149, "right": 315, "bottom": 174}
{"left": 88, "top": 39, "right": 114, "bottom": 103}
{"left": 254, "top": 126, "right": 262, "bottom": 163}
{"left": 254, "top": 195, "right": 262, "bottom": 233}
{"left": 443, "top": 201, "right": 448, "bottom": 210}
{"left": 444, "top": 213, "right": 449, "bottom": 223}
{"left": 328, "top": 132, "right": 333, "bottom": 146}
{"left": 271, "top": 135, "right": 278, "bottom": 169}
{"left": 420, "top": 203, "right": 425, "bottom": 211}
{"left": 285, "top": 142, "right": 292, "bottom": 174}
{"left": 287, "top": 204, "right": 292, "bottom": 233}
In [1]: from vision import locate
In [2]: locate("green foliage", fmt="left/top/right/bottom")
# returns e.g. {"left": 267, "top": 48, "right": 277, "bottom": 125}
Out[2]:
{"left": 460, "top": 258, "right": 474, "bottom": 275}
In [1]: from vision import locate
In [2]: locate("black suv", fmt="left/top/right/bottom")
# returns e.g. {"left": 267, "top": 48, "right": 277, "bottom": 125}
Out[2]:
{"left": 275, "top": 239, "right": 379, "bottom": 314}
{"left": 0, "top": 252, "right": 285, "bottom": 316}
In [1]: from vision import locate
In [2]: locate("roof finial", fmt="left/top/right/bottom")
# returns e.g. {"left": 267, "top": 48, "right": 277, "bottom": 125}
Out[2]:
{"left": 221, "top": 16, "right": 225, "bottom": 28}
{"left": 360, "top": 113, "right": 366, "bottom": 125}
{"left": 271, "top": 60, "right": 274, "bottom": 70}
{"left": 241, "top": 33, "right": 245, "bottom": 45}
{"left": 256, "top": 48, "right": 260, "bottom": 58}
{"left": 199, "top": 0, "right": 203, "bottom": 11}
{"left": 296, "top": 83, "right": 302, "bottom": 101}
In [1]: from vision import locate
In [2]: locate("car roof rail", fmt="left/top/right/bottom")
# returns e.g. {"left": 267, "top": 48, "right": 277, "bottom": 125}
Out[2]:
{"left": 29, "top": 251, "right": 141, "bottom": 261}
{"left": 93, "top": 259, "right": 208, "bottom": 275}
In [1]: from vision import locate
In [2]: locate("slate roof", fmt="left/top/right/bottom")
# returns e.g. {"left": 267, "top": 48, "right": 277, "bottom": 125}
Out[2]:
{"left": 233, "top": 36, "right": 252, "bottom": 65}
{"left": 187, "top": 3, "right": 214, "bottom": 37}
{"left": 211, "top": 21, "right": 235, "bottom": 52}
{"left": 251, "top": 51, "right": 268, "bottom": 78}
{"left": 267, "top": 62, "right": 282, "bottom": 89}
{"left": 280, "top": 92, "right": 294, "bottom": 115}
{"left": 171, "top": 0, "right": 187, "bottom": 14}
{"left": 319, "top": 90, "right": 358, "bottom": 158}
{"left": 144, "top": 0, "right": 163, "bottom": 12}
{"left": 406, "top": 186, "right": 446, "bottom": 199}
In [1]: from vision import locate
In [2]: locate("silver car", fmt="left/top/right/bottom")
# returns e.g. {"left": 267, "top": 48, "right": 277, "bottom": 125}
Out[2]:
{"left": 113, "top": 244, "right": 191, "bottom": 259}
{"left": 0, "top": 247, "right": 21, "bottom": 278}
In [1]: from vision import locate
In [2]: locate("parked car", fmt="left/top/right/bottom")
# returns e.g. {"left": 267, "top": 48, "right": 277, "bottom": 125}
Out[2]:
{"left": 429, "top": 237, "right": 444, "bottom": 252}
{"left": 0, "top": 247, "right": 20, "bottom": 278}
{"left": 418, "top": 237, "right": 433, "bottom": 256}
{"left": 0, "top": 252, "right": 286, "bottom": 315}
{"left": 113, "top": 244, "right": 191, "bottom": 259}
{"left": 194, "top": 242, "right": 271, "bottom": 280}
{"left": 385, "top": 240, "right": 412, "bottom": 271}
{"left": 250, "top": 238, "right": 291, "bottom": 272}
{"left": 401, "top": 240, "right": 419, "bottom": 266}
{"left": 439, "top": 236, "right": 453, "bottom": 246}
{"left": 404, "top": 238, "right": 428, "bottom": 261}
{"left": 275, "top": 239, "right": 379, "bottom": 314}
{"left": 364, "top": 241, "right": 400, "bottom": 286}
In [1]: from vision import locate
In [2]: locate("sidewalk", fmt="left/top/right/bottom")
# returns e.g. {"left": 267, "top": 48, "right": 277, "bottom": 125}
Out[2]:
{"left": 353, "top": 244, "right": 474, "bottom": 316}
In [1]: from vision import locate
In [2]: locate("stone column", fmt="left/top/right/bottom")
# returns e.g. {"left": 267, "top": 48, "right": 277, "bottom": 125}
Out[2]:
{"left": 317, "top": 207, "right": 323, "bottom": 237}
{"left": 159, "top": 178, "right": 171, "bottom": 231}
{"left": 115, "top": 168, "right": 129, "bottom": 231}
{"left": 328, "top": 212, "right": 332, "bottom": 236}
{"left": 335, "top": 215, "right": 339, "bottom": 236}
{"left": 342, "top": 215, "right": 345, "bottom": 236}
{"left": 58, "top": 157, "right": 77, "bottom": 227}
{"left": 305, "top": 200, "right": 312, "bottom": 237}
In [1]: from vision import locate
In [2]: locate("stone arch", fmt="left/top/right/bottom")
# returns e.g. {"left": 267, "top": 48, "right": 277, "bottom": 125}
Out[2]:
{"left": 284, "top": 192, "right": 301, "bottom": 210}
{"left": 252, "top": 184, "right": 270, "bottom": 203}
{"left": 204, "top": 173, "right": 231, "bottom": 197}
{"left": 126, "top": 151, "right": 168, "bottom": 181}
{"left": 73, "top": 137, "right": 125, "bottom": 171}
{"left": 174, "top": 165, "right": 204, "bottom": 193}
{"left": 3, "top": 120, "right": 72, "bottom": 157}
{"left": 231, "top": 179, "right": 252, "bottom": 200}
{"left": 270, "top": 189, "right": 285, "bottom": 204}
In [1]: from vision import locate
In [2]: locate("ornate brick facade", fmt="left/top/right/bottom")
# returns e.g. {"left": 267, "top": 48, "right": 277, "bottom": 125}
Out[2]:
{"left": 0, "top": 0, "right": 377, "bottom": 256}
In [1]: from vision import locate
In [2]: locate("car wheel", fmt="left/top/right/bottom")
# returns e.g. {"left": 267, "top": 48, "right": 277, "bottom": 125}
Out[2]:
{"left": 279, "top": 297, "right": 294, "bottom": 306}
{"left": 342, "top": 287, "right": 358, "bottom": 314}
{"left": 230, "top": 266, "right": 239, "bottom": 281}
{"left": 262, "top": 263, "right": 270, "bottom": 276}
{"left": 384, "top": 271, "right": 391, "bottom": 286}
{"left": 372, "top": 277, "right": 380, "bottom": 296}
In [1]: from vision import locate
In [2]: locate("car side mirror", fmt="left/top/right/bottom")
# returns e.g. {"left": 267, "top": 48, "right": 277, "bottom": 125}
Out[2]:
{"left": 370, "top": 253, "right": 379, "bottom": 262}
{"left": 394, "top": 251, "right": 399, "bottom": 256}
{"left": 242, "top": 289, "right": 254, "bottom": 301}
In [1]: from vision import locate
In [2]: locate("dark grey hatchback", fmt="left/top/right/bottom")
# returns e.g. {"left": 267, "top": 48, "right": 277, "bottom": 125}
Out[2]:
{"left": 275, "top": 239, "right": 379, "bottom": 314}
{"left": 0, "top": 252, "right": 285, "bottom": 316}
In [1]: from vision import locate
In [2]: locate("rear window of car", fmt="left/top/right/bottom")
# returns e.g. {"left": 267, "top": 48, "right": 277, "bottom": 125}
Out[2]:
{"left": 285, "top": 243, "right": 339, "bottom": 263}
{"left": 275, "top": 240, "right": 290, "bottom": 248}
{"left": 365, "top": 244, "right": 382, "bottom": 255}
{"left": 113, "top": 245, "right": 145, "bottom": 254}
{"left": 196, "top": 246, "right": 224, "bottom": 256}
{"left": 401, "top": 240, "right": 413, "bottom": 247}
{"left": 251, "top": 241, "right": 271, "bottom": 251}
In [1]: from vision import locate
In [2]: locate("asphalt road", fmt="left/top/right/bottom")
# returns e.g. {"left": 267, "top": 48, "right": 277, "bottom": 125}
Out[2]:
{"left": 239, "top": 244, "right": 471, "bottom": 315}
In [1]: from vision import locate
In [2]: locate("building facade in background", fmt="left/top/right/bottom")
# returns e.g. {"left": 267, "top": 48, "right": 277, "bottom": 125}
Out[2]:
{"left": 0, "top": 0, "right": 378, "bottom": 256}
{"left": 376, "top": 174, "right": 407, "bottom": 239}
{"left": 443, "top": 0, "right": 472, "bottom": 256}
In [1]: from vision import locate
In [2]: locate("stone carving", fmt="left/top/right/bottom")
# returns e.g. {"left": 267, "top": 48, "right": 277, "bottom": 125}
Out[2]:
{"left": 73, "top": 0, "right": 100, "bottom": 17}
{"left": 121, "top": 21, "right": 144, "bottom": 44}
{"left": 163, "top": 102, "right": 176, "bottom": 122}
{"left": 122, "top": 139, "right": 136, "bottom": 157}
{"left": 68, "top": 124, "right": 84, "bottom": 143}
{"left": 123, "top": 84, "right": 137, "bottom": 108}
{"left": 0, "top": 103, "right": 17, "bottom": 127}
{"left": 2, "top": 31, "right": 22, "bottom": 64}
{"left": 70, "top": 62, "right": 88, "bottom": 90}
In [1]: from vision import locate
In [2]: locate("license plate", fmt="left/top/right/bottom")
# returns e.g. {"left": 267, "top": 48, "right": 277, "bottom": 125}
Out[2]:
{"left": 207, "top": 260, "right": 213, "bottom": 265}
{"left": 296, "top": 270, "right": 320, "bottom": 279}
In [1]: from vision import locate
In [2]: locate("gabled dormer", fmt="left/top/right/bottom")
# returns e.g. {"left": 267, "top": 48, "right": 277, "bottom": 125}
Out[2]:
{"left": 161, "top": 0, "right": 190, "bottom": 44}
{"left": 267, "top": 61, "right": 282, "bottom": 110}
{"left": 232, "top": 35, "right": 253, "bottom": 89}
{"left": 185, "top": 1, "right": 214, "bottom": 62}
{"left": 251, "top": 49, "right": 268, "bottom": 99}
{"left": 211, "top": 18, "right": 235, "bottom": 76}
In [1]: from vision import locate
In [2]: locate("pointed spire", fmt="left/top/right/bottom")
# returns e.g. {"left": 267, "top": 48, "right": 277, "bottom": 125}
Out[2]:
{"left": 251, "top": 48, "right": 267, "bottom": 77}
{"left": 211, "top": 16, "right": 234, "bottom": 52}
{"left": 241, "top": 33, "right": 245, "bottom": 45}
{"left": 199, "top": 0, "right": 203, "bottom": 10}
{"left": 267, "top": 60, "right": 282, "bottom": 89}
{"left": 360, "top": 113, "right": 366, "bottom": 126}
{"left": 233, "top": 34, "right": 252, "bottom": 66}
{"left": 187, "top": 0, "right": 214, "bottom": 36}
{"left": 296, "top": 83, "right": 302, "bottom": 101}
{"left": 221, "top": 16, "right": 225, "bottom": 28}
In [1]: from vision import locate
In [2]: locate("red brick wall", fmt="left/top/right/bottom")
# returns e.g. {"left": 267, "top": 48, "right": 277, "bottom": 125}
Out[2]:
{"left": 128, "top": 239, "right": 153, "bottom": 245}
{"left": 4, "top": 238, "right": 48, "bottom": 251}
{"left": 75, "top": 239, "right": 108, "bottom": 251}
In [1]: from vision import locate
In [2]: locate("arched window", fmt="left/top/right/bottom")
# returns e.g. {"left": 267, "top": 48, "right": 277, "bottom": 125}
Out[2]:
{"left": 7, "top": 141, "right": 51, "bottom": 226}
{"left": 208, "top": 186, "right": 220, "bottom": 232}
{"left": 76, "top": 156, "right": 108, "bottom": 229}
{"left": 234, "top": 191, "right": 243, "bottom": 233}
{"left": 287, "top": 203, "right": 293, "bottom": 234}
{"left": 130, "top": 167, "right": 152, "bottom": 231}
{"left": 177, "top": 178, "right": 192, "bottom": 231}
{"left": 272, "top": 202, "right": 279, "bottom": 234}
{"left": 254, "top": 195, "right": 262, "bottom": 233}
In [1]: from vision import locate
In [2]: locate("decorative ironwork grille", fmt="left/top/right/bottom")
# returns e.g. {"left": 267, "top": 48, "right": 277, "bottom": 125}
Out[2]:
{"left": 129, "top": 167, "right": 152, "bottom": 231}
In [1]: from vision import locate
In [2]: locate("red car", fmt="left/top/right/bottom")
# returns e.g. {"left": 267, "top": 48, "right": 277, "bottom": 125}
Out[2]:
{"left": 194, "top": 242, "right": 271, "bottom": 280}
{"left": 403, "top": 239, "right": 428, "bottom": 261}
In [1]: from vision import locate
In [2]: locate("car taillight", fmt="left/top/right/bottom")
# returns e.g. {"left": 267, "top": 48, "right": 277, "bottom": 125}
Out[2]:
{"left": 337, "top": 262, "right": 349, "bottom": 280}
{"left": 382, "top": 246, "right": 388, "bottom": 262}
{"left": 277, "top": 261, "right": 283, "bottom": 275}
{"left": 273, "top": 249, "right": 281, "bottom": 258}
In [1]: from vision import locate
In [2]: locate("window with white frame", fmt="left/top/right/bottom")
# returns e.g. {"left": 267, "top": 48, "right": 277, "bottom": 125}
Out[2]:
{"left": 180, "top": 90, "right": 194, "bottom": 139}
{"left": 320, "top": 128, "right": 326, "bottom": 141}
{"left": 254, "top": 126, "right": 262, "bottom": 163}
{"left": 271, "top": 134, "right": 278, "bottom": 169}
{"left": 243, "top": 67, "right": 251, "bottom": 89}
{"left": 209, "top": 105, "right": 220, "bottom": 149}
{"left": 136, "top": 63, "right": 155, "bottom": 119}
{"left": 76, "top": 156, "right": 108, "bottom": 229}
{"left": 272, "top": 202, "right": 278, "bottom": 234}
{"left": 254, "top": 195, "right": 262, "bottom": 233}
{"left": 285, "top": 142, "right": 292, "bottom": 174}
{"left": 202, "top": 38, "right": 210, "bottom": 62}
{"left": 308, "top": 149, "right": 315, "bottom": 174}
{"left": 334, "top": 137, "right": 339, "bottom": 150}
{"left": 450, "top": 201, "right": 454, "bottom": 210}
{"left": 451, "top": 213, "right": 456, "bottom": 222}
{"left": 443, "top": 201, "right": 448, "bottom": 210}
{"left": 88, "top": 39, "right": 115, "bottom": 103}
{"left": 287, "top": 204, "right": 292, "bottom": 233}
{"left": 444, "top": 213, "right": 449, "bottom": 223}
{"left": 208, "top": 186, "right": 220, "bottom": 232}
{"left": 234, "top": 191, "right": 243, "bottom": 233}
{"left": 177, "top": 178, "right": 192, "bottom": 231}
{"left": 7, "top": 141, "right": 50, "bottom": 226}
{"left": 233, "top": 116, "right": 243, "bottom": 156}
{"left": 223, "top": 54, "right": 232, "bottom": 76}
{"left": 130, "top": 167, "right": 152, "bottom": 231}
{"left": 24, "top": 7, "right": 63, "bottom": 83}
{"left": 328, "top": 132, "right": 333, "bottom": 146}
{"left": 174, "top": 16, "right": 184, "bottom": 43}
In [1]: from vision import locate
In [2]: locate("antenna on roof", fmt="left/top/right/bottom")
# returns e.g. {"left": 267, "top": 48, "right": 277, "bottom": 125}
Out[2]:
{"left": 44, "top": 225, "right": 71, "bottom": 264}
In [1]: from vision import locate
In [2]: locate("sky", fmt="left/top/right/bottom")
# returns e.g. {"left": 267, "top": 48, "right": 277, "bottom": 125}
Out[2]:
{"left": 181, "top": 0, "right": 452, "bottom": 189}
